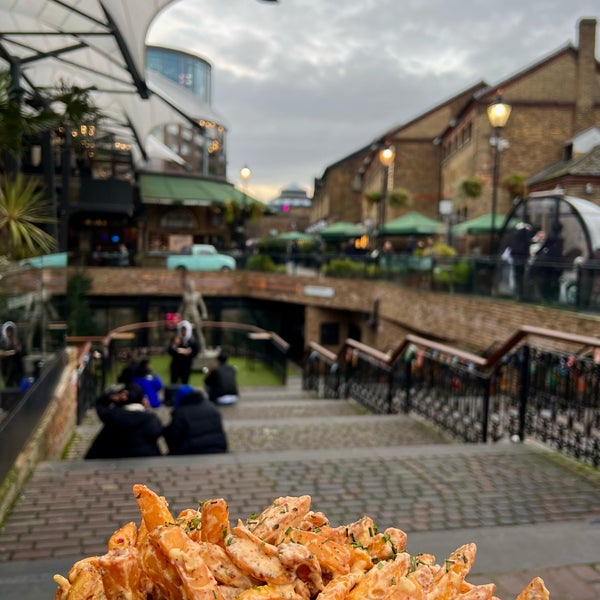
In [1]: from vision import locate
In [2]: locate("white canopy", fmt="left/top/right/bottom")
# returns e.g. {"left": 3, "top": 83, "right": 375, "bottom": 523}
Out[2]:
{"left": 0, "top": 0, "right": 222, "bottom": 162}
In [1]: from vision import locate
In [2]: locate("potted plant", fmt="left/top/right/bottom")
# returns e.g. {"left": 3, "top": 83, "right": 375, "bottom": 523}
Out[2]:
{"left": 459, "top": 176, "right": 484, "bottom": 199}
{"left": 502, "top": 173, "right": 527, "bottom": 198}
{"left": 388, "top": 187, "right": 411, "bottom": 208}
{"left": 365, "top": 189, "right": 383, "bottom": 205}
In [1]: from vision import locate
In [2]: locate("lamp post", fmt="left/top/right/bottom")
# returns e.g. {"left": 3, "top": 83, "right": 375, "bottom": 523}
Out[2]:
{"left": 239, "top": 165, "right": 251, "bottom": 250}
{"left": 378, "top": 146, "right": 395, "bottom": 250}
{"left": 486, "top": 95, "right": 511, "bottom": 253}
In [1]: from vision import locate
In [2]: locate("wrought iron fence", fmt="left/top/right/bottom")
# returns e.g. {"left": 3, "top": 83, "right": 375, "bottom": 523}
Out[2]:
{"left": 303, "top": 327, "right": 600, "bottom": 467}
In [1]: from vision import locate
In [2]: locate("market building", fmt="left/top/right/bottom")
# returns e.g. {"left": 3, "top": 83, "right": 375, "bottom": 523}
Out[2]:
{"left": 311, "top": 17, "right": 600, "bottom": 254}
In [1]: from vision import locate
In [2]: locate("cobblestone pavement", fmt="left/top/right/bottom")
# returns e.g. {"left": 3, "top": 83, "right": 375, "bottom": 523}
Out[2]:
{"left": 1, "top": 378, "right": 599, "bottom": 599}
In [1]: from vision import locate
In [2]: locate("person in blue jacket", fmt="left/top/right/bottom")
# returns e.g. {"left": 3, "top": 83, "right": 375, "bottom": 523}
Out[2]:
{"left": 163, "top": 385, "right": 228, "bottom": 455}
{"left": 132, "top": 357, "right": 163, "bottom": 408}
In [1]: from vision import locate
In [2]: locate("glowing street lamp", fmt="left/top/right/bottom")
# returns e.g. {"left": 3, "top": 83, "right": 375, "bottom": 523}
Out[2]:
{"left": 486, "top": 95, "right": 511, "bottom": 252}
{"left": 378, "top": 146, "right": 395, "bottom": 250}
{"left": 239, "top": 165, "right": 251, "bottom": 249}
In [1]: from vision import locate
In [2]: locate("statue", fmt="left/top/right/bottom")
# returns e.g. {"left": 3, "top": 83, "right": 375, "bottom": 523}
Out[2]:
{"left": 178, "top": 280, "right": 208, "bottom": 352}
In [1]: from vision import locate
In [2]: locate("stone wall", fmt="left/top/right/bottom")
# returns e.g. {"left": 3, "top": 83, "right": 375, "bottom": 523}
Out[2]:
{"left": 0, "top": 347, "right": 80, "bottom": 524}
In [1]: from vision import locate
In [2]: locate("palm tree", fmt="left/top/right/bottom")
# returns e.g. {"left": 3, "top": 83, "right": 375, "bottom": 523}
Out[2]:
{"left": 0, "top": 173, "right": 57, "bottom": 260}
{"left": 0, "top": 70, "right": 59, "bottom": 173}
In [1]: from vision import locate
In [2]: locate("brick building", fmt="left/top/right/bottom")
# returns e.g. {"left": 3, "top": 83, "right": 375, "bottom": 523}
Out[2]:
{"left": 311, "top": 18, "right": 600, "bottom": 245}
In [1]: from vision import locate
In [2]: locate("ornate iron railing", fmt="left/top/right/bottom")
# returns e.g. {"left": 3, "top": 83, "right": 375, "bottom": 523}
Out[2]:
{"left": 303, "top": 326, "right": 600, "bottom": 467}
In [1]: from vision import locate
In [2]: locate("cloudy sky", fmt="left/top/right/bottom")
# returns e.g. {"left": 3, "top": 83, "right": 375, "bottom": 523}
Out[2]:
{"left": 147, "top": 0, "right": 599, "bottom": 202}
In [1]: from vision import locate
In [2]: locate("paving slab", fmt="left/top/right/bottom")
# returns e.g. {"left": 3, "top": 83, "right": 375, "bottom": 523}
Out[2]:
{"left": 0, "top": 378, "right": 599, "bottom": 599}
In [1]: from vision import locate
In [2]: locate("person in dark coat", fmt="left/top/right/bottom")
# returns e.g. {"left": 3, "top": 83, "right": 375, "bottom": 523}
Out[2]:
{"left": 0, "top": 321, "right": 25, "bottom": 387}
{"left": 84, "top": 382, "right": 163, "bottom": 459}
{"left": 204, "top": 351, "right": 239, "bottom": 405}
{"left": 163, "top": 385, "right": 228, "bottom": 455}
{"left": 168, "top": 320, "right": 199, "bottom": 384}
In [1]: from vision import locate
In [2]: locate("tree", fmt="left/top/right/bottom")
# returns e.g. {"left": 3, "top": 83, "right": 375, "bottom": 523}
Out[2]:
{"left": 0, "top": 174, "right": 57, "bottom": 260}
{"left": 0, "top": 70, "right": 59, "bottom": 173}
{"left": 66, "top": 271, "right": 101, "bottom": 337}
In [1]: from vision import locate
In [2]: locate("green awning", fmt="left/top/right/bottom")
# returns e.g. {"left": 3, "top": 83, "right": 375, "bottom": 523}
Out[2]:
{"left": 451, "top": 213, "right": 518, "bottom": 235}
{"left": 319, "top": 221, "right": 368, "bottom": 241}
{"left": 139, "top": 173, "right": 263, "bottom": 207}
{"left": 377, "top": 212, "right": 444, "bottom": 236}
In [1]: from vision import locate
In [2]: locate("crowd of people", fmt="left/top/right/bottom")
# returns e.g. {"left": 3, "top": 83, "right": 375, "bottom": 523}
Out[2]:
{"left": 85, "top": 344, "right": 233, "bottom": 460}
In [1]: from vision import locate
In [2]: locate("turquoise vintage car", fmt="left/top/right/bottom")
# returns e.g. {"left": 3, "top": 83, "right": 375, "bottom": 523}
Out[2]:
{"left": 166, "top": 244, "right": 236, "bottom": 271}
{"left": 17, "top": 252, "right": 68, "bottom": 268}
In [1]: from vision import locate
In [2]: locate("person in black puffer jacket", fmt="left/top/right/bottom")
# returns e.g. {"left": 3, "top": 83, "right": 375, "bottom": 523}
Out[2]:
{"left": 85, "top": 382, "right": 163, "bottom": 459}
{"left": 163, "top": 385, "right": 228, "bottom": 455}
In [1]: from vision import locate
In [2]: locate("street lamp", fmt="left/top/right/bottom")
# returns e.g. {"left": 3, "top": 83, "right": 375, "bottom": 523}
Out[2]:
{"left": 486, "top": 95, "right": 511, "bottom": 253}
{"left": 378, "top": 146, "right": 395, "bottom": 250}
{"left": 239, "top": 165, "right": 251, "bottom": 250}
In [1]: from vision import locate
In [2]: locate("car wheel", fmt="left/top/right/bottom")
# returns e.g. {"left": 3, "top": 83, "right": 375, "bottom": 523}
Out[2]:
{"left": 175, "top": 265, "right": 187, "bottom": 274}
{"left": 220, "top": 266, "right": 231, "bottom": 271}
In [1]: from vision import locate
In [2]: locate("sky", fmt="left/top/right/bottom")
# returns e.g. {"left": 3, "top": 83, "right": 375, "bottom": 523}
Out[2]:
{"left": 147, "top": 0, "right": 600, "bottom": 203}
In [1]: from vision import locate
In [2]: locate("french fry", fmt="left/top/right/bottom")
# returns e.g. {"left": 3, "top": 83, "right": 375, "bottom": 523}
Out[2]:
{"left": 64, "top": 560, "right": 105, "bottom": 600}
{"left": 201, "top": 498, "right": 231, "bottom": 546}
{"left": 98, "top": 547, "right": 148, "bottom": 600}
{"left": 227, "top": 521, "right": 295, "bottom": 585}
{"left": 196, "top": 540, "right": 259, "bottom": 588}
{"left": 154, "top": 524, "right": 225, "bottom": 600}
{"left": 248, "top": 495, "right": 312, "bottom": 544}
{"left": 108, "top": 521, "right": 137, "bottom": 550}
{"left": 346, "top": 552, "right": 412, "bottom": 600}
{"left": 132, "top": 483, "right": 174, "bottom": 531}
{"left": 51, "top": 486, "right": 554, "bottom": 600}
{"left": 515, "top": 577, "right": 550, "bottom": 600}
{"left": 282, "top": 528, "right": 350, "bottom": 577}
{"left": 138, "top": 534, "right": 181, "bottom": 600}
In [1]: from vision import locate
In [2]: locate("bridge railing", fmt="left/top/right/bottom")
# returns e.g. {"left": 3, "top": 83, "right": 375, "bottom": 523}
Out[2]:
{"left": 303, "top": 326, "right": 600, "bottom": 467}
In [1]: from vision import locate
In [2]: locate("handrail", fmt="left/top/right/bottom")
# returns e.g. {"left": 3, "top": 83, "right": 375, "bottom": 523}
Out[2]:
{"left": 66, "top": 320, "right": 290, "bottom": 354}
{"left": 338, "top": 325, "right": 600, "bottom": 373}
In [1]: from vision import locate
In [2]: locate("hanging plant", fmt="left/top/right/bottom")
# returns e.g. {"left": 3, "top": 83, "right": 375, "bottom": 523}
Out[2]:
{"left": 388, "top": 187, "right": 411, "bottom": 208}
{"left": 502, "top": 173, "right": 527, "bottom": 198}
{"left": 365, "top": 189, "right": 383, "bottom": 204}
{"left": 460, "top": 176, "right": 484, "bottom": 199}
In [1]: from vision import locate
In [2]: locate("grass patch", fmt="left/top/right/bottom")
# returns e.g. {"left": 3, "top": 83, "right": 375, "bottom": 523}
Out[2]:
{"left": 107, "top": 354, "right": 284, "bottom": 387}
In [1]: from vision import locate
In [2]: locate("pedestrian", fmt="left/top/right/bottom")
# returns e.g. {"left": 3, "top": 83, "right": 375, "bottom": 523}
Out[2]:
{"left": 84, "top": 382, "right": 163, "bottom": 459}
{"left": 163, "top": 384, "right": 228, "bottom": 455}
{"left": 132, "top": 357, "right": 164, "bottom": 408}
{"left": 0, "top": 321, "right": 25, "bottom": 388}
{"left": 168, "top": 320, "right": 199, "bottom": 384}
{"left": 204, "top": 351, "right": 239, "bottom": 405}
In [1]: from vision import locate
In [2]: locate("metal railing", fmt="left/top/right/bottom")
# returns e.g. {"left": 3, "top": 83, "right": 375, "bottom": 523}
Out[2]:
{"left": 67, "top": 320, "right": 290, "bottom": 391}
{"left": 303, "top": 326, "right": 600, "bottom": 467}
{"left": 0, "top": 351, "right": 67, "bottom": 482}
{"left": 245, "top": 251, "right": 600, "bottom": 313}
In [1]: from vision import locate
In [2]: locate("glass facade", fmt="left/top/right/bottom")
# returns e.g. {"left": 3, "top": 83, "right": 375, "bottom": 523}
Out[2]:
{"left": 145, "top": 46, "right": 226, "bottom": 177}
{"left": 146, "top": 46, "right": 211, "bottom": 104}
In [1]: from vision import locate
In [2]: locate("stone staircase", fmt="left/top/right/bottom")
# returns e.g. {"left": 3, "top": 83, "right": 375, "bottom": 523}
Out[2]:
{"left": 66, "top": 375, "right": 451, "bottom": 459}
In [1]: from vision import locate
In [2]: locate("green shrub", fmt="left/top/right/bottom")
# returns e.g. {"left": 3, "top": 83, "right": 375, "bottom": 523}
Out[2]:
{"left": 323, "top": 259, "right": 367, "bottom": 278}
{"left": 246, "top": 254, "right": 280, "bottom": 272}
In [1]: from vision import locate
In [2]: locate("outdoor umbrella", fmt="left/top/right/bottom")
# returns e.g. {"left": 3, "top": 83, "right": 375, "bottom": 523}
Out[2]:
{"left": 451, "top": 213, "right": 516, "bottom": 236}
{"left": 274, "top": 232, "right": 315, "bottom": 243}
{"left": 377, "top": 212, "right": 444, "bottom": 236}
{"left": 319, "top": 221, "right": 368, "bottom": 242}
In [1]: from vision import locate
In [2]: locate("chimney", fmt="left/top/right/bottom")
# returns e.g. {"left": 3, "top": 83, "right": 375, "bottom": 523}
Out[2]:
{"left": 574, "top": 18, "right": 597, "bottom": 132}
